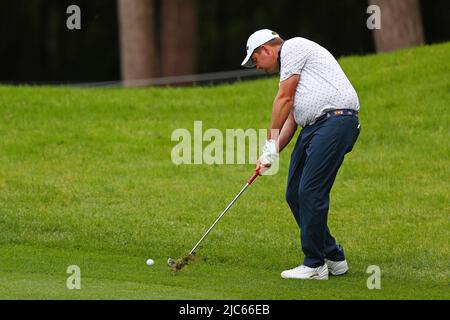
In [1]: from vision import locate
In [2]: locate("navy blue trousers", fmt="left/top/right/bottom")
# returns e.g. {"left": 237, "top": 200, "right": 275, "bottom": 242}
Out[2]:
{"left": 286, "top": 113, "right": 360, "bottom": 268}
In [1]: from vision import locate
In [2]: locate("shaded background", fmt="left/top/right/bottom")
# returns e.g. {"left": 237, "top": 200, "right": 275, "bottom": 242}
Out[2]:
{"left": 0, "top": 0, "right": 449, "bottom": 83}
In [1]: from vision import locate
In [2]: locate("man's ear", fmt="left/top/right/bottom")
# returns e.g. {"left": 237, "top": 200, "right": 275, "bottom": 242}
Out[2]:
{"left": 266, "top": 45, "right": 276, "bottom": 56}
{"left": 260, "top": 45, "right": 270, "bottom": 55}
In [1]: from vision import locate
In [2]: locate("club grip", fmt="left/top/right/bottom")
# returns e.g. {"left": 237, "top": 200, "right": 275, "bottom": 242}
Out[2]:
{"left": 247, "top": 169, "right": 261, "bottom": 185}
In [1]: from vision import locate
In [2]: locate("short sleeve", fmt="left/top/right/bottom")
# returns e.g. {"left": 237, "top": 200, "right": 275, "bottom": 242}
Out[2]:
{"left": 279, "top": 39, "right": 309, "bottom": 82}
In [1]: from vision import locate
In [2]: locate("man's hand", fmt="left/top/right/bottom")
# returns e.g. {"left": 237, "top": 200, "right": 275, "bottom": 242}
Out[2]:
{"left": 255, "top": 139, "right": 278, "bottom": 174}
{"left": 255, "top": 159, "right": 271, "bottom": 175}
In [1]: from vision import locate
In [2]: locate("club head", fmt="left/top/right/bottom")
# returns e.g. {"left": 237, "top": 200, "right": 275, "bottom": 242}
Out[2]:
{"left": 167, "top": 253, "right": 196, "bottom": 272}
{"left": 167, "top": 258, "right": 177, "bottom": 268}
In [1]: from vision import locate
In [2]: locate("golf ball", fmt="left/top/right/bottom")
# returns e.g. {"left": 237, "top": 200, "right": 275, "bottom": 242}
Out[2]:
{"left": 146, "top": 259, "right": 154, "bottom": 266}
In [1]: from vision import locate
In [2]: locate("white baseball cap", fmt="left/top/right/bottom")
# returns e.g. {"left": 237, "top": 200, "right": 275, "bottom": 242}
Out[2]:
{"left": 241, "top": 29, "right": 280, "bottom": 68}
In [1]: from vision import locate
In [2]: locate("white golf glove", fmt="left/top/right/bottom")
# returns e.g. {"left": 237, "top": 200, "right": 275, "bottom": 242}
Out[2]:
{"left": 258, "top": 139, "right": 278, "bottom": 166}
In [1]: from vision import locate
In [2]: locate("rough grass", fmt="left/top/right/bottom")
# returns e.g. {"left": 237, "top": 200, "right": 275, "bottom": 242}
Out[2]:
{"left": 0, "top": 42, "right": 449, "bottom": 299}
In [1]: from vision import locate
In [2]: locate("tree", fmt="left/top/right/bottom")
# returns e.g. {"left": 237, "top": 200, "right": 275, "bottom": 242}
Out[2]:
{"left": 369, "top": 0, "right": 425, "bottom": 52}
{"left": 117, "top": 0, "right": 156, "bottom": 86}
{"left": 161, "top": 0, "right": 197, "bottom": 76}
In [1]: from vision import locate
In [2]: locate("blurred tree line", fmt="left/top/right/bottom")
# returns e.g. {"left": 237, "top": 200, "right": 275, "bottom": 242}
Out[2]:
{"left": 0, "top": 0, "right": 449, "bottom": 83}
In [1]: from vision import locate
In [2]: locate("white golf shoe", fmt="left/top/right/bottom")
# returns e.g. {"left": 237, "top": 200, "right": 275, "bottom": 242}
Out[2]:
{"left": 281, "top": 264, "right": 329, "bottom": 280}
{"left": 325, "top": 259, "right": 348, "bottom": 275}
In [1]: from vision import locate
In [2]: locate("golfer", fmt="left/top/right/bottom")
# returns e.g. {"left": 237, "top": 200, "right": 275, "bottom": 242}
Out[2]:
{"left": 242, "top": 29, "right": 360, "bottom": 280}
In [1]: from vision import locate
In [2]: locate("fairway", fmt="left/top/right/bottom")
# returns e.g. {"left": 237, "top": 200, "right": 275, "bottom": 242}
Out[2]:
{"left": 0, "top": 42, "right": 449, "bottom": 299}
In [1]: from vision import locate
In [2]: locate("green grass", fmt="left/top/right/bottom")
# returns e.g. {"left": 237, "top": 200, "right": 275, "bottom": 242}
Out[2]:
{"left": 0, "top": 42, "right": 449, "bottom": 299}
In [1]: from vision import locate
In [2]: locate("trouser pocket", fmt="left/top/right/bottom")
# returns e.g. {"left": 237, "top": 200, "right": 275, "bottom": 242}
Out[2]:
{"left": 346, "top": 119, "right": 360, "bottom": 153}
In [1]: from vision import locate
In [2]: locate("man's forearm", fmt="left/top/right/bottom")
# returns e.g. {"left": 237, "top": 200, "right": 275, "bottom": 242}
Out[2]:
{"left": 277, "top": 112, "right": 297, "bottom": 153}
{"left": 268, "top": 94, "right": 294, "bottom": 141}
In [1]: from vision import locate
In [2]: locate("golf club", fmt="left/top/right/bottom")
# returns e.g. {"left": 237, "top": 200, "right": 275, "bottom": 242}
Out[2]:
{"left": 168, "top": 168, "right": 261, "bottom": 271}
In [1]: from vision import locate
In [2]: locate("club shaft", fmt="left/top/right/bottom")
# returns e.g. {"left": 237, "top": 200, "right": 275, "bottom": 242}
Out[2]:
{"left": 189, "top": 182, "right": 250, "bottom": 255}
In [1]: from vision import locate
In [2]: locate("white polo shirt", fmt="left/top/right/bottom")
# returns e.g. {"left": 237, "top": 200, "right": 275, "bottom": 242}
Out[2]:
{"left": 279, "top": 37, "right": 360, "bottom": 127}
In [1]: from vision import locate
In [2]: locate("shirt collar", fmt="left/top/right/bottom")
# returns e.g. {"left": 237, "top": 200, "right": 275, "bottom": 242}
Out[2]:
{"left": 277, "top": 41, "right": 285, "bottom": 70}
